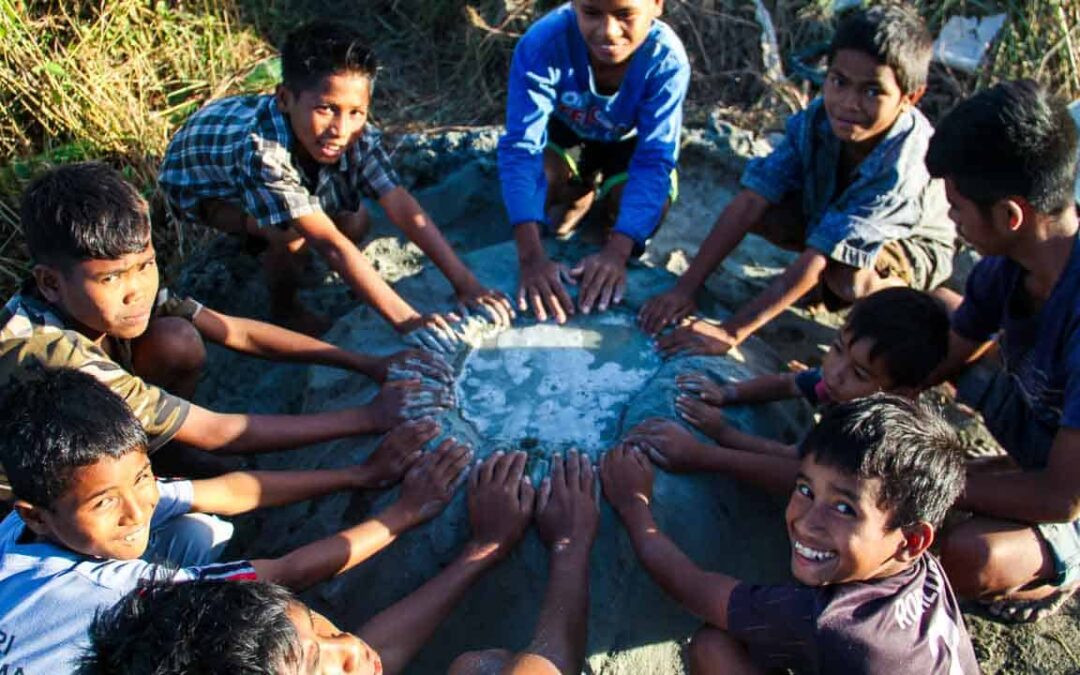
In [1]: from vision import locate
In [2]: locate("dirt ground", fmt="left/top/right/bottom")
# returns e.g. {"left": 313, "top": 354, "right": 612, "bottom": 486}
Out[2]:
{"left": 178, "top": 128, "right": 1080, "bottom": 674}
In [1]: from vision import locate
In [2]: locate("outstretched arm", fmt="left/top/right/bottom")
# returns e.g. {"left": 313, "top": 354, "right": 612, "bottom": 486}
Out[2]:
{"left": 359, "top": 452, "right": 535, "bottom": 675}
{"left": 601, "top": 446, "right": 739, "bottom": 629}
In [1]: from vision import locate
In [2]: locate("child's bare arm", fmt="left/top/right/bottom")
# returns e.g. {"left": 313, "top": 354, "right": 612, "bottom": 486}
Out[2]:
{"left": 600, "top": 446, "right": 739, "bottom": 629}
{"left": 251, "top": 440, "right": 472, "bottom": 591}
{"left": 193, "top": 307, "right": 451, "bottom": 382}
{"left": 677, "top": 372, "right": 800, "bottom": 406}
{"left": 188, "top": 419, "right": 439, "bottom": 515}
{"left": 172, "top": 379, "right": 451, "bottom": 452}
{"left": 639, "top": 189, "right": 771, "bottom": 335}
{"left": 380, "top": 187, "right": 514, "bottom": 327}
{"left": 359, "top": 452, "right": 535, "bottom": 675}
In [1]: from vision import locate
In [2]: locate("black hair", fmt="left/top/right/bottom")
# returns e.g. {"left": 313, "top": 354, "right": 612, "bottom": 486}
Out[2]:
{"left": 78, "top": 579, "right": 301, "bottom": 674}
{"left": 20, "top": 162, "right": 150, "bottom": 268}
{"left": 926, "top": 79, "right": 1079, "bottom": 215}
{"left": 828, "top": 3, "right": 932, "bottom": 94}
{"left": 799, "top": 394, "right": 964, "bottom": 530}
{"left": 280, "top": 21, "right": 378, "bottom": 94}
{"left": 843, "top": 287, "right": 950, "bottom": 388}
{"left": 0, "top": 368, "right": 147, "bottom": 508}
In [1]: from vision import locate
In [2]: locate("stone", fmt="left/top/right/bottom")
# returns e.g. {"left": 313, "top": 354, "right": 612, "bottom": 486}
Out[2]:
{"left": 248, "top": 238, "right": 813, "bottom": 674}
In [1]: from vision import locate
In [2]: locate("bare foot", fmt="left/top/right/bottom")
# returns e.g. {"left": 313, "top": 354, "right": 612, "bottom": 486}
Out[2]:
{"left": 985, "top": 584, "right": 1078, "bottom": 624}
{"left": 675, "top": 394, "right": 733, "bottom": 444}
{"left": 359, "top": 418, "right": 441, "bottom": 488}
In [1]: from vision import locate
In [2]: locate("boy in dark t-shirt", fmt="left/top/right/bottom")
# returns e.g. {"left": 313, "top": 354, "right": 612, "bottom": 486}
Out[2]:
{"left": 602, "top": 395, "right": 978, "bottom": 674}
{"left": 926, "top": 80, "right": 1080, "bottom": 622}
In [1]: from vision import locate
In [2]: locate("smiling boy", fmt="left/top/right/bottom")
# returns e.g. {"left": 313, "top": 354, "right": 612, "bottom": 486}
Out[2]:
{"left": 603, "top": 396, "right": 978, "bottom": 674}
{"left": 499, "top": 0, "right": 690, "bottom": 322}
{"left": 640, "top": 5, "right": 955, "bottom": 357}
{"left": 160, "top": 21, "right": 511, "bottom": 336}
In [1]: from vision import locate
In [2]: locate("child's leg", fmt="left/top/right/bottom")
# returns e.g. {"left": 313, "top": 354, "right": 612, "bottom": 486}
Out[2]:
{"left": 544, "top": 147, "right": 595, "bottom": 238}
{"left": 688, "top": 626, "right": 763, "bottom": 675}
{"left": 747, "top": 193, "right": 806, "bottom": 252}
{"left": 142, "top": 512, "right": 235, "bottom": 567}
{"left": 130, "top": 317, "right": 207, "bottom": 399}
{"left": 821, "top": 236, "right": 954, "bottom": 305}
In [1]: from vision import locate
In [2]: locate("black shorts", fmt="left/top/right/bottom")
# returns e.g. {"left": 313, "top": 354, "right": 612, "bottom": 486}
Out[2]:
{"left": 546, "top": 116, "right": 638, "bottom": 199}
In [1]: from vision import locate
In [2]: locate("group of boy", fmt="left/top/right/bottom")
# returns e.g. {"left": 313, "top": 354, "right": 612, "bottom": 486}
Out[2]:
{"left": 0, "top": 0, "right": 1077, "bottom": 672}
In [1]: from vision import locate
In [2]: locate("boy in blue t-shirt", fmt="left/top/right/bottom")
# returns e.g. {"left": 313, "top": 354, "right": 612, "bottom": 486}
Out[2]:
{"left": 499, "top": 0, "right": 690, "bottom": 322}
{"left": 640, "top": 5, "right": 955, "bottom": 358}
{"left": 926, "top": 80, "right": 1080, "bottom": 622}
{"left": 0, "top": 369, "right": 471, "bottom": 672}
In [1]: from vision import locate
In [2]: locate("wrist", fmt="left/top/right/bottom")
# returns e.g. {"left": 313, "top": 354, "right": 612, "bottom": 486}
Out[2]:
{"left": 548, "top": 539, "right": 593, "bottom": 567}
{"left": 391, "top": 310, "right": 424, "bottom": 333}
{"left": 615, "top": 496, "right": 653, "bottom": 524}
{"left": 349, "top": 465, "right": 375, "bottom": 489}
{"left": 514, "top": 222, "right": 546, "bottom": 263}
{"left": 603, "top": 233, "right": 635, "bottom": 263}
{"left": 381, "top": 499, "right": 422, "bottom": 532}
{"left": 461, "top": 539, "right": 511, "bottom": 566}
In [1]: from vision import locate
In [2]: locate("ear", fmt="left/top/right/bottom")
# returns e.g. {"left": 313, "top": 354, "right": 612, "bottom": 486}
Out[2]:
{"left": 14, "top": 500, "right": 51, "bottom": 538}
{"left": 275, "top": 84, "right": 295, "bottom": 112}
{"left": 903, "top": 85, "right": 927, "bottom": 108}
{"left": 999, "top": 197, "right": 1028, "bottom": 233}
{"left": 895, "top": 522, "right": 934, "bottom": 562}
{"left": 32, "top": 263, "right": 64, "bottom": 304}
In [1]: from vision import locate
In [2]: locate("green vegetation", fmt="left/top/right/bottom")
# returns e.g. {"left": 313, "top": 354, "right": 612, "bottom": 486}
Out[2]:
{"left": 0, "top": 0, "right": 1077, "bottom": 296}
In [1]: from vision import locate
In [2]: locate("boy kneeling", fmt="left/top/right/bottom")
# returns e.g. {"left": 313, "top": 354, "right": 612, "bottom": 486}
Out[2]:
{"left": 603, "top": 395, "right": 978, "bottom": 673}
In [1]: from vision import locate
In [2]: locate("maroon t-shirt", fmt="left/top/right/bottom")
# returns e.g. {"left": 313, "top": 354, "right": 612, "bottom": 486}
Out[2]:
{"left": 727, "top": 555, "right": 979, "bottom": 674}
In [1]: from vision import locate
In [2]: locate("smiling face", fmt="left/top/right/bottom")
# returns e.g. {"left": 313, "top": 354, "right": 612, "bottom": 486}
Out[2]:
{"left": 572, "top": 0, "right": 662, "bottom": 69}
{"left": 785, "top": 454, "right": 908, "bottom": 586}
{"left": 278, "top": 72, "right": 372, "bottom": 165}
{"left": 22, "top": 450, "right": 158, "bottom": 561}
{"left": 819, "top": 330, "right": 896, "bottom": 402}
{"left": 823, "top": 49, "right": 916, "bottom": 151}
{"left": 286, "top": 601, "right": 382, "bottom": 675}
{"left": 35, "top": 242, "right": 159, "bottom": 342}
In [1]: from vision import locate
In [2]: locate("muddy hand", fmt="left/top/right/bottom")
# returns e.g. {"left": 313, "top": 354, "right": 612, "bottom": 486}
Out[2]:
{"left": 655, "top": 317, "right": 738, "bottom": 358}
{"left": 570, "top": 249, "right": 627, "bottom": 315}
{"left": 398, "top": 439, "right": 473, "bottom": 524}
{"left": 357, "top": 418, "right": 441, "bottom": 488}
{"left": 457, "top": 282, "right": 516, "bottom": 329}
{"left": 600, "top": 443, "right": 654, "bottom": 517}
{"left": 676, "top": 372, "right": 731, "bottom": 405}
{"left": 536, "top": 449, "right": 599, "bottom": 553}
{"left": 403, "top": 312, "right": 462, "bottom": 354}
{"left": 638, "top": 287, "right": 696, "bottom": 335}
{"left": 517, "top": 255, "right": 576, "bottom": 324}
{"left": 401, "top": 385, "right": 457, "bottom": 419}
{"left": 467, "top": 451, "right": 536, "bottom": 561}
{"left": 675, "top": 394, "right": 731, "bottom": 443}
{"left": 384, "top": 349, "right": 454, "bottom": 384}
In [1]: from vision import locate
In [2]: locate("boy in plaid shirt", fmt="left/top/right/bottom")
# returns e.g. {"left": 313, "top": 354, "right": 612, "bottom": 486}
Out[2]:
{"left": 160, "top": 22, "right": 512, "bottom": 337}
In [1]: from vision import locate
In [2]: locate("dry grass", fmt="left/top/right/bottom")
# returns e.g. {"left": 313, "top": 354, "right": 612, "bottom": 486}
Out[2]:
{"left": 0, "top": 0, "right": 1077, "bottom": 297}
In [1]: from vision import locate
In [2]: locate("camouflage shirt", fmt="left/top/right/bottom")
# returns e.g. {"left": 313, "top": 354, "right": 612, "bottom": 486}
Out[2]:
{"left": 0, "top": 284, "right": 198, "bottom": 498}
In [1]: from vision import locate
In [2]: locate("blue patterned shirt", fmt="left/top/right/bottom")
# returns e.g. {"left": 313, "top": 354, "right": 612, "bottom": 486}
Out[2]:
{"left": 159, "top": 94, "right": 401, "bottom": 230}
{"left": 741, "top": 98, "right": 955, "bottom": 270}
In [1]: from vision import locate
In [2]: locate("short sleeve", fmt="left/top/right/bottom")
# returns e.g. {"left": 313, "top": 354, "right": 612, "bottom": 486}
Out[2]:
{"left": 740, "top": 110, "right": 808, "bottom": 204}
{"left": 238, "top": 136, "right": 323, "bottom": 229}
{"left": 952, "top": 257, "right": 1012, "bottom": 343}
{"left": 727, "top": 582, "right": 822, "bottom": 671}
{"left": 154, "top": 289, "right": 203, "bottom": 322}
{"left": 795, "top": 368, "right": 826, "bottom": 405}
{"left": 352, "top": 128, "right": 402, "bottom": 199}
{"left": 150, "top": 480, "right": 194, "bottom": 527}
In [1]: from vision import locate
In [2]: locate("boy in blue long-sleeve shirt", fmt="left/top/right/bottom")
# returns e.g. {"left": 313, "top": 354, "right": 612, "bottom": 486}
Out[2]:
{"left": 499, "top": 0, "right": 690, "bottom": 322}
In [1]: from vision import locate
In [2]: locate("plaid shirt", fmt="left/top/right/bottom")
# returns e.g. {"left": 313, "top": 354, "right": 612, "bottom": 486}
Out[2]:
{"left": 159, "top": 94, "right": 401, "bottom": 230}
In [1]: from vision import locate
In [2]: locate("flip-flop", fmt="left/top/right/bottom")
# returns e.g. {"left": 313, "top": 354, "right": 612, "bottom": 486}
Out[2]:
{"left": 984, "top": 585, "right": 1077, "bottom": 624}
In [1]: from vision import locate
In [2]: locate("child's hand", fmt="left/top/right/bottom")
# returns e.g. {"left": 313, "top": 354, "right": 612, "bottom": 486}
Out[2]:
{"left": 354, "top": 418, "right": 440, "bottom": 489}
{"left": 675, "top": 394, "right": 733, "bottom": 444}
{"left": 655, "top": 318, "right": 739, "bottom": 358}
{"left": 401, "top": 312, "right": 463, "bottom": 354}
{"left": 396, "top": 439, "right": 472, "bottom": 525}
{"left": 456, "top": 281, "right": 516, "bottom": 329}
{"left": 380, "top": 349, "right": 454, "bottom": 384}
{"left": 639, "top": 288, "right": 696, "bottom": 335}
{"left": 466, "top": 451, "right": 535, "bottom": 562}
{"left": 676, "top": 373, "right": 733, "bottom": 406}
{"left": 536, "top": 450, "right": 599, "bottom": 556}
{"left": 518, "top": 255, "right": 576, "bottom": 325}
{"left": 368, "top": 380, "right": 455, "bottom": 430}
{"left": 600, "top": 443, "right": 654, "bottom": 518}
{"left": 570, "top": 247, "right": 627, "bottom": 315}
{"left": 625, "top": 418, "right": 712, "bottom": 472}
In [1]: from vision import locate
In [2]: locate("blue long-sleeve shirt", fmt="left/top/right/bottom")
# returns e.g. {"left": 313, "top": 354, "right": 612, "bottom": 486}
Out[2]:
{"left": 498, "top": 3, "right": 690, "bottom": 245}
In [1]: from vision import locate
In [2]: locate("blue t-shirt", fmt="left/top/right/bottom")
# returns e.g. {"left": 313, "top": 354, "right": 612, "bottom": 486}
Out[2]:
{"left": 953, "top": 235, "right": 1080, "bottom": 454}
{"left": 795, "top": 367, "right": 832, "bottom": 406}
{"left": 741, "top": 98, "right": 955, "bottom": 271}
{"left": 497, "top": 3, "right": 690, "bottom": 245}
{"left": 0, "top": 480, "right": 256, "bottom": 673}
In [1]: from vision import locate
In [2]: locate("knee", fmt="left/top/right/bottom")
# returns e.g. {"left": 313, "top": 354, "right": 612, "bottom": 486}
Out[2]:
{"left": 143, "top": 317, "right": 207, "bottom": 375}
{"left": 689, "top": 626, "right": 757, "bottom": 675}
{"left": 333, "top": 208, "right": 371, "bottom": 244}
{"left": 821, "top": 264, "right": 864, "bottom": 304}
{"left": 938, "top": 528, "right": 999, "bottom": 599}
{"left": 447, "top": 649, "right": 513, "bottom": 675}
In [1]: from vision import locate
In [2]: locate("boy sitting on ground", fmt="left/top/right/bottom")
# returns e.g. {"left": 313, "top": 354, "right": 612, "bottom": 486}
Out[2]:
{"left": 0, "top": 369, "right": 472, "bottom": 672}
{"left": 639, "top": 4, "right": 955, "bottom": 357}
{"left": 79, "top": 452, "right": 593, "bottom": 675}
{"left": 672, "top": 287, "right": 949, "bottom": 458}
{"left": 0, "top": 162, "right": 452, "bottom": 486}
{"left": 159, "top": 21, "right": 511, "bottom": 336}
{"left": 603, "top": 395, "right": 978, "bottom": 674}
{"left": 499, "top": 0, "right": 690, "bottom": 323}
{"left": 924, "top": 80, "right": 1080, "bottom": 622}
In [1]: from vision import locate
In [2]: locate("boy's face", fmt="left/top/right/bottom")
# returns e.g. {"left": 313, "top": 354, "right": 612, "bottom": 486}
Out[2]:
{"left": 35, "top": 241, "right": 159, "bottom": 341}
{"left": 278, "top": 73, "right": 372, "bottom": 165}
{"left": 20, "top": 450, "right": 158, "bottom": 561}
{"left": 286, "top": 601, "right": 382, "bottom": 675}
{"left": 572, "top": 0, "right": 663, "bottom": 68}
{"left": 820, "top": 330, "right": 895, "bottom": 402}
{"left": 943, "top": 178, "right": 1013, "bottom": 256}
{"left": 785, "top": 454, "right": 910, "bottom": 586}
{"left": 823, "top": 48, "right": 917, "bottom": 148}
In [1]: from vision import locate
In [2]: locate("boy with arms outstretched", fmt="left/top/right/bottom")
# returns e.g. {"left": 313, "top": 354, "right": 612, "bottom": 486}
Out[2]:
{"left": 160, "top": 21, "right": 511, "bottom": 335}
{"left": 0, "top": 369, "right": 472, "bottom": 672}
{"left": 640, "top": 5, "right": 955, "bottom": 357}
{"left": 925, "top": 80, "right": 1080, "bottom": 622}
{"left": 673, "top": 287, "right": 949, "bottom": 458}
{"left": 0, "top": 162, "right": 452, "bottom": 486}
{"left": 603, "top": 396, "right": 978, "bottom": 674}
{"left": 499, "top": 0, "right": 690, "bottom": 323}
